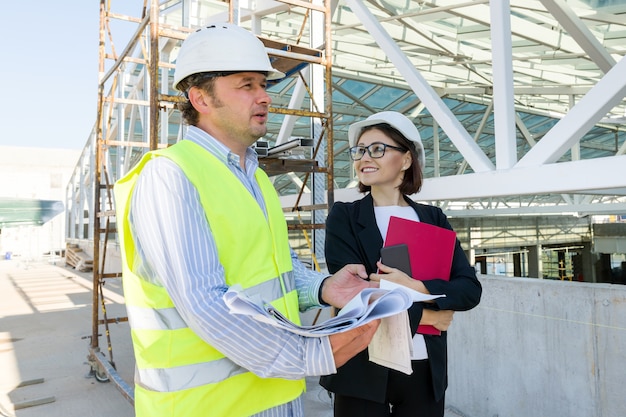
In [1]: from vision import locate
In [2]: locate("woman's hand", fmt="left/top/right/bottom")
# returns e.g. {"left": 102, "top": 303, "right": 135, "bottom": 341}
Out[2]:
{"left": 369, "top": 261, "right": 430, "bottom": 294}
{"left": 421, "top": 309, "right": 454, "bottom": 331}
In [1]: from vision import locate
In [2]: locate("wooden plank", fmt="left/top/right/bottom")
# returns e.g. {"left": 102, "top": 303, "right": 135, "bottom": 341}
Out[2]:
{"left": 13, "top": 396, "right": 56, "bottom": 410}
{"left": 16, "top": 378, "right": 44, "bottom": 388}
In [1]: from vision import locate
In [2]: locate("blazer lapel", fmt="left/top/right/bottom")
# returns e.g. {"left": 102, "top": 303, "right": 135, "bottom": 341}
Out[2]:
{"left": 356, "top": 194, "right": 384, "bottom": 272}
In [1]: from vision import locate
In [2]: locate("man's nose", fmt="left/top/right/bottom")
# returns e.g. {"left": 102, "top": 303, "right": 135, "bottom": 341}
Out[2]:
{"left": 258, "top": 89, "right": 271, "bottom": 104}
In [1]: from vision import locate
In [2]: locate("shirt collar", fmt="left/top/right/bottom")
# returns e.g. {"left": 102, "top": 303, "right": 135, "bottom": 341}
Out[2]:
{"left": 183, "top": 126, "right": 260, "bottom": 175}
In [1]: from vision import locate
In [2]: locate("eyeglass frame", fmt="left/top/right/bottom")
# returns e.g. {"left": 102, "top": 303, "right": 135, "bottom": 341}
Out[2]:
{"left": 349, "top": 142, "right": 408, "bottom": 161}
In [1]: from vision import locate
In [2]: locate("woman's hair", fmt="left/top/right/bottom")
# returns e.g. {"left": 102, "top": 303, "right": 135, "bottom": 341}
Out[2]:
{"left": 356, "top": 123, "right": 423, "bottom": 195}
{"left": 175, "top": 73, "right": 218, "bottom": 126}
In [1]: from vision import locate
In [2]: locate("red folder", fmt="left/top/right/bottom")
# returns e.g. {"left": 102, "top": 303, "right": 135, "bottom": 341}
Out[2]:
{"left": 384, "top": 216, "right": 456, "bottom": 335}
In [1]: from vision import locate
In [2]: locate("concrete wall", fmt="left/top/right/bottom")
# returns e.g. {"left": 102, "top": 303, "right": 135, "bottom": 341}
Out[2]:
{"left": 447, "top": 275, "right": 626, "bottom": 417}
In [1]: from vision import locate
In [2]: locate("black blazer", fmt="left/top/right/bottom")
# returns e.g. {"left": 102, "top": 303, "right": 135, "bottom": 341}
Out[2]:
{"left": 319, "top": 194, "right": 482, "bottom": 402}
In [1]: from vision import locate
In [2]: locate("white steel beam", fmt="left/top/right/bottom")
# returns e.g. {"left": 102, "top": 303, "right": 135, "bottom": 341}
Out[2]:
{"left": 440, "top": 0, "right": 583, "bottom": 54}
{"left": 343, "top": 0, "right": 494, "bottom": 173}
{"left": 539, "top": 0, "right": 616, "bottom": 74}
{"left": 206, "top": 0, "right": 289, "bottom": 24}
{"left": 276, "top": 67, "right": 310, "bottom": 146}
{"left": 414, "top": 155, "right": 626, "bottom": 200}
{"left": 279, "top": 154, "right": 626, "bottom": 207}
{"left": 490, "top": 0, "right": 517, "bottom": 169}
{"left": 517, "top": 55, "right": 626, "bottom": 167}
{"left": 430, "top": 202, "right": 626, "bottom": 218}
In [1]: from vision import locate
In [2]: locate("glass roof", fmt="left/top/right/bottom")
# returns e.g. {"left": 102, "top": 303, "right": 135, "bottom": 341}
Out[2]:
{"left": 222, "top": 0, "right": 624, "bottom": 201}
{"left": 95, "top": 0, "right": 626, "bottom": 215}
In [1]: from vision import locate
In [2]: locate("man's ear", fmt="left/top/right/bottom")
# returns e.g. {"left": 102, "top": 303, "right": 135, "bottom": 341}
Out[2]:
{"left": 188, "top": 86, "right": 211, "bottom": 114}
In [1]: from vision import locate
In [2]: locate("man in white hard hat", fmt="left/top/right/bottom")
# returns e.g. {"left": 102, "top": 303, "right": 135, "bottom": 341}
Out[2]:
{"left": 114, "top": 23, "right": 380, "bottom": 417}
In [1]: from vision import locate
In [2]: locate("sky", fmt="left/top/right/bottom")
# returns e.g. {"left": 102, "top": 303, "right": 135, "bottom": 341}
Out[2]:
{"left": 0, "top": 2, "right": 123, "bottom": 150}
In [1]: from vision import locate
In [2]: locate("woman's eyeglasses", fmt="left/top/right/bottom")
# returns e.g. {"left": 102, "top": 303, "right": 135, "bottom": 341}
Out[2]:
{"left": 349, "top": 142, "right": 407, "bottom": 161}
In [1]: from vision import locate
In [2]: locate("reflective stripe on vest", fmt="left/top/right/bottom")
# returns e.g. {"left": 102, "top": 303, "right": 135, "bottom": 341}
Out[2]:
{"left": 137, "top": 356, "right": 247, "bottom": 392}
{"left": 126, "top": 272, "right": 295, "bottom": 332}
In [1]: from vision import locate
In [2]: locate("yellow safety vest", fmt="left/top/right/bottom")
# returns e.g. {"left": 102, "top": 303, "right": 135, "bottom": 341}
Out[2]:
{"left": 114, "top": 140, "right": 305, "bottom": 416}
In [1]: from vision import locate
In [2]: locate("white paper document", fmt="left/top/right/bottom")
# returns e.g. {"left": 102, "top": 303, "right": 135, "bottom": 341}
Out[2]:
{"left": 368, "top": 311, "right": 414, "bottom": 374}
{"left": 368, "top": 280, "right": 445, "bottom": 374}
{"left": 378, "top": 279, "right": 446, "bottom": 302}
{"left": 224, "top": 285, "right": 415, "bottom": 337}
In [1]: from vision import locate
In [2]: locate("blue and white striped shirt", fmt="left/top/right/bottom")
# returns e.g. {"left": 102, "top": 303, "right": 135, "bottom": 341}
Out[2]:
{"left": 129, "top": 126, "right": 335, "bottom": 417}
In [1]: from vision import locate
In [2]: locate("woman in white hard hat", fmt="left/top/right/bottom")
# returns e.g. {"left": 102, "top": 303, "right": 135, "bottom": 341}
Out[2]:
{"left": 115, "top": 23, "right": 380, "bottom": 417}
{"left": 320, "top": 111, "right": 482, "bottom": 417}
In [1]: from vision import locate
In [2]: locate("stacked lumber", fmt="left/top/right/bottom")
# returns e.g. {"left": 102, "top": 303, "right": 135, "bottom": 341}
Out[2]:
{"left": 65, "top": 243, "right": 93, "bottom": 272}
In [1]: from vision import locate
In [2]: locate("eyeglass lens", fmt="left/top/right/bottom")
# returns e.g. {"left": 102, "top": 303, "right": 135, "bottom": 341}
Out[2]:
{"left": 350, "top": 143, "right": 402, "bottom": 160}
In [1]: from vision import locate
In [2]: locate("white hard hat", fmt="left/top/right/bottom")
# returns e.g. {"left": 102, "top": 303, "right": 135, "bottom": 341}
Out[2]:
{"left": 173, "top": 23, "right": 285, "bottom": 91}
{"left": 348, "top": 111, "right": 425, "bottom": 168}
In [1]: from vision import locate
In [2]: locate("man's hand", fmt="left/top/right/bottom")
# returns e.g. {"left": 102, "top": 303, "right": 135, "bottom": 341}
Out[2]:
{"left": 321, "top": 264, "right": 377, "bottom": 308}
{"left": 329, "top": 320, "right": 380, "bottom": 368}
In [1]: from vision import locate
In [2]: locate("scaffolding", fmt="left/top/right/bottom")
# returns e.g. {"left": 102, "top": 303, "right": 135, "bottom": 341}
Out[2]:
{"left": 65, "top": 0, "right": 336, "bottom": 404}
{"left": 61, "top": 0, "right": 626, "bottom": 406}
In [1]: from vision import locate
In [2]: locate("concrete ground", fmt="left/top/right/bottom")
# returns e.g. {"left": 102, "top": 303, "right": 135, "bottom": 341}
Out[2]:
{"left": 0, "top": 258, "right": 463, "bottom": 417}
